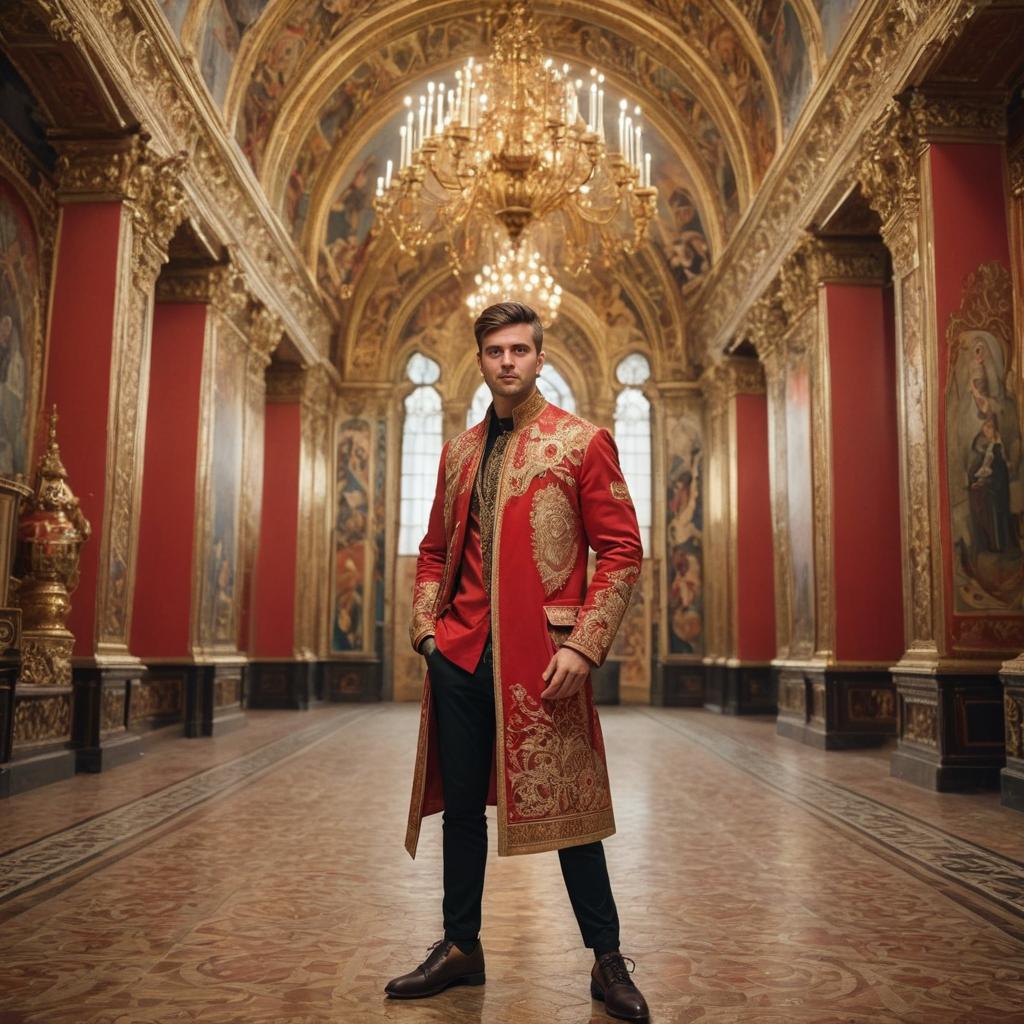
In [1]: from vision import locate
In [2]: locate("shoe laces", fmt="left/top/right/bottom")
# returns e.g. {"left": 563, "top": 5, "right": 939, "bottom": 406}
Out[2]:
{"left": 418, "top": 939, "right": 451, "bottom": 970}
{"left": 598, "top": 952, "right": 637, "bottom": 987}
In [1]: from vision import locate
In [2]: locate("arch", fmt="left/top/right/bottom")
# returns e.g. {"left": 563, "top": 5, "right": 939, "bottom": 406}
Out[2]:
{"left": 248, "top": 2, "right": 765, "bottom": 227}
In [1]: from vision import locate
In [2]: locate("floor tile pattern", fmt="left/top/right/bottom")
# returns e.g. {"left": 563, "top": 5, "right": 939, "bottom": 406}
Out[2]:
{"left": 0, "top": 706, "right": 377, "bottom": 903}
{"left": 643, "top": 709, "right": 1024, "bottom": 926}
{"left": 2, "top": 705, "right": 1023, "bottom": 1023}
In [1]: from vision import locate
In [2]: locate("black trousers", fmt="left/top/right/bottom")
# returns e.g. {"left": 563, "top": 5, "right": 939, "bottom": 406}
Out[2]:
{"left": 427, "top": 644, "right": 620, "bottom": 954}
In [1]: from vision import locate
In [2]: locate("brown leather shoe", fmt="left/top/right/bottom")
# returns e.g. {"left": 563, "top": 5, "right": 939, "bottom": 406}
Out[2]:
{"left": 384, "top": 939, "right": 485, "bottom": 998}
{"left": 591, "top": 952, "right": 650, "bottom": 1021}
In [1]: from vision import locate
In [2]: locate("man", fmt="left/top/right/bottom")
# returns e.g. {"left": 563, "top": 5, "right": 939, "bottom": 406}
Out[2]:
{"left": 385, "top": 302, "right": 649, "bottom": 1022}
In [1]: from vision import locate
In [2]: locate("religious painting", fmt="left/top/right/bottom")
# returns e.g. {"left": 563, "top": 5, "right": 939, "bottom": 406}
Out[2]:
{"left": 332, "top": 418, "right": 371, "bottom": 652}
{"left": 784, "top": 360, "right": 815, "bottom": 655}
{"left": 665, "top": 410, "right": 704, "bottom": 655}
{"left": 158, "top": 0, "right": 191, "bottom": 36}
{"left": 373, "top": 417, "right": 387, "bottom": 630}
{"left": 0, "top": 178, "right": 40, "bottom": 480}
{"left": 812, "top": 0, "right": 860, "bottom": 55}
{"left": 199, "top": 333, "right": 245, "bottom": 648}
{"left": 313, "top": 105, "right": 404, "bottom": 296}
{"left": 237, "top": 0, "right": 395, "bottom": 170}
{"left": 200, "top": 0, "right": 271, "bottom": 108}
{"left": 643, "top": 128, "right": 712, "bottom": 289}
{"left": 945, "top": 262, "right": 1023, "bottom": 615}
{"left": 755, "top": 1, "right": 812, "bottom": 136}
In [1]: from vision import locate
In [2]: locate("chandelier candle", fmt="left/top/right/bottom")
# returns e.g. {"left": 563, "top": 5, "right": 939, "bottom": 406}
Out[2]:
{"left": 373, "top": 0, "right": 658, "bottom": 277}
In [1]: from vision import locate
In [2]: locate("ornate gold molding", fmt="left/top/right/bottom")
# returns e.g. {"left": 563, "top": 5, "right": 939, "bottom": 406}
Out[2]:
{"left": 265, "top": 364, "right": 305, "bottom": 403}
{"left": 52, "top": 0, "right": 331, "bottom": 364}
{"left": 907, "top": 88, "right": 1007, "bottom": 144}
{"left": 687, "top": 0, "right": 983, "bottom": 356}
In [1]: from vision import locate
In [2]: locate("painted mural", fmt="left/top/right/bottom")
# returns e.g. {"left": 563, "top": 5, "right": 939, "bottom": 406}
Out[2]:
{"left": 642, "top": 0, "right": 777, "bottom": 179}
{"left": 945, "top": 262, "right": 1023, "bottom": 614}
{"left": 200, "top": 333, "right": 245, "bottom": 648}
{"left": 647, "top": 129, "right": 712, "bottom": 288}
{"left": 200, "top": 0, "right": 272, "bottom": 108}
{"left": 333, "top": 418, "right": 371, "bottom": 652}
{"left": 665, "top": 410, "right": 703, "bottom": 655}
{"left": 314, "top": 106, "right": 404, "bottom": 296}
{"left": 753, "top": 1, "right": 812, "bottom": 136}
{"left": 813, "top": 0, "right": 860, "bottom": 56}
{"left": 784, "top": 359, "right": 815, "bottom": 655}
{"left": 158, "top": 0, "right": 191, "bottom": 36}
{"left": 236, "top": 0, "right": 394, "bottom": 167}
{"left": 0, "top": 179, "right": 40, "bottom": 480}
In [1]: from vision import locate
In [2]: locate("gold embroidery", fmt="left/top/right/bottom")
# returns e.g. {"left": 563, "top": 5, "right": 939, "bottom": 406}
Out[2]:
{"left": 529, "top": 484, "right": 579, "bottom": 595}
{"left": 476, "top": 427, "right": 513, "bottom": 594}
{"left": 409, "top": 580, "right": 441, "bottom": 650}
{"left": 444, "top": 424, "right": 485, "bottom": 531}
{"left": 610, "top": 480, "right": 633, "bottom": 504}
{"left": 543, "top": 605, "right": 581, "bottom": 627}
{"left": 566, "top": 566, "right": 640, "bottom": 665}
{"left": 505, "top": 415, "right": 599, "bottom": 499}
{"left": 504, "top": 684, "right": 611, "bottom": 820}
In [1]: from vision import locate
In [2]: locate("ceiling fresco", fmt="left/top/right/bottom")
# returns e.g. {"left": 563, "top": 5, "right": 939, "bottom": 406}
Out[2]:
{"left": 153, "top": 0, "right": 864, "bottom": 371}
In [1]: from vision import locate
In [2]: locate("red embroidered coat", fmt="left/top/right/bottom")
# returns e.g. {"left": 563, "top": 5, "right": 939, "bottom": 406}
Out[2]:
{"left": 405, "top": 391, "right": 642, "bottom": 857}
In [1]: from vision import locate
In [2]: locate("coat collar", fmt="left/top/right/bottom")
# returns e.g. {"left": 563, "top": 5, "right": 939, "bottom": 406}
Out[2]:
{"left": 486, "top": 387, "right": 547, "bottom": 432}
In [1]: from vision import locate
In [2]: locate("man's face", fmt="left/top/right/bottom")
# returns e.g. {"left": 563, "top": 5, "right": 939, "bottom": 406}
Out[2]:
{"left": 476, "top": 322, "right": 544, "bottom": 403}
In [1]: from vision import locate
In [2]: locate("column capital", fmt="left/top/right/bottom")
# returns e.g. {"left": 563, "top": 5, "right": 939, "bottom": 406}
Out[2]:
{"left": 857, "top": 98, "right": 921, "bottom": 233}
{"left": 155, "top": 257, "right": 248, "bottom": 320}
{"left": 701, "top": 357, "right": 765, "bottom": 410}
{"left": 739, "top": 289, "right": 787, "bottom": 367}
{"left": 248, "top": 304, "right": 284, "bottom": 370}
{"left": 906, "top": 88, "right": 1007, "bottom": 145}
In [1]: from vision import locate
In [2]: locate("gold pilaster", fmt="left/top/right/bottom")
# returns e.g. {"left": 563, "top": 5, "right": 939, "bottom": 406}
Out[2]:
{"left": 54, "top": 133, "right": 188, "bottom": 665}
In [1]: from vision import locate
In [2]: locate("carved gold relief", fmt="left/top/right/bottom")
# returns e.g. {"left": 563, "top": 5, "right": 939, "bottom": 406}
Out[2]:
{"left": 529, "top": 484, "right": 578, "bottom": 597}
{"left": 903, "top": 699, "right": 938, "bottom": 747}
{"left": 13, "top": 691, "right": 71, "bottom": 746}
{"left": 131, "top": 677, "right": 182, "bottom": 721}
{"left": 101, "top": 685, "right": 125, "bottom": 733}
{"left": 1002, "top": 691, "right": 1022, "bottom": 759}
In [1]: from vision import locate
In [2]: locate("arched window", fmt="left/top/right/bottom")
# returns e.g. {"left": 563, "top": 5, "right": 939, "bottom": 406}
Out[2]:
{"left": 614, "top": 354, "right": 652, "bottom": 555}
{"left": 467, "top": 363, "right": 577, "bottom": 427}
{"left": 399, "top": 353, "right": 443, "bottom": 555}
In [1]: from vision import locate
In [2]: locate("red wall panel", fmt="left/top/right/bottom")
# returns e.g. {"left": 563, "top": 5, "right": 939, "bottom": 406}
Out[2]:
{"left": 929, "top": 143, "right": 1013, "bottom": 652}
{"left": 826, "top": 283, "right": 904, "bottom": 661}
{"left": 250, "top": 402, "right": 301, "bottom": 658}
{"left": 43, "top": 203, "right": 123, "bottom": 654}
{"left": 131, "top": 303, "right": 208, "bottom": 657}
{"left": 735, "top": 392, "right": 776, "bottom": 661}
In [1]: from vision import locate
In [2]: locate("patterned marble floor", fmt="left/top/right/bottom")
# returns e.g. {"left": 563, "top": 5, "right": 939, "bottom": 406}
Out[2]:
{"left": 2, "top": 705, "right": 1024, "bottom": 1023}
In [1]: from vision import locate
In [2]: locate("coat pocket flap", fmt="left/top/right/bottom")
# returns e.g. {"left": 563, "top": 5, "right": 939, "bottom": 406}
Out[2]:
{"left": 543, "top": 605, "right": 581, "bottom": 627}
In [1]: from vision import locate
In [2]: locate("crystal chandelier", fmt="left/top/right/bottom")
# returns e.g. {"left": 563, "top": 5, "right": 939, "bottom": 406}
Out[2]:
{"left": 373, "top": 0, "right": 657, "bottom": 278}
{"left": 466, "top": 241, "right": 564, "bottom": 322}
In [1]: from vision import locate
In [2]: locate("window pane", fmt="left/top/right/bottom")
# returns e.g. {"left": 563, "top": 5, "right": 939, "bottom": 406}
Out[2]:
{"left": 614, "top": 387, "right": 652, "bottom": 555}
{"left": 399, "top": 385, "right": 443, "bottom": 555}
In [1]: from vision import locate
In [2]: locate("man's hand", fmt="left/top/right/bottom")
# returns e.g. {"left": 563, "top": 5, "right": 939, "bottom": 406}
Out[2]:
{"left": 419, "top": 636, "right": 437, "bottom": 657}
{"left": 541, "top": 646, "right": 592, "bottom": 700}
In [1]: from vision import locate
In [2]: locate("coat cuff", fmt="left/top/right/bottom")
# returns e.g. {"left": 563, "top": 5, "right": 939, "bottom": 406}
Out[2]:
{"left": 409, "top": 580, "right": 440, "bottom": 653}
{"left": 561, "top": 639, "right": 602, "bottom": 668}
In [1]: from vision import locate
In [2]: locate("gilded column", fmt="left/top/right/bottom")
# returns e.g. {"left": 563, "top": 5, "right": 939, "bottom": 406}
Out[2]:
{"left": 701, "top": 356, "right": 776, "bottom": 715}
{"left": 46, "top": 132, "right": 186, "bottom": 770}
{"left": 858, "top": 91, "right": 1014, "bottom": 789}
{"left": 651, "top": 381, "right": 706, "bottom": 706}
{"left": 776, "top": 237, "right": 903, "bottom": 747}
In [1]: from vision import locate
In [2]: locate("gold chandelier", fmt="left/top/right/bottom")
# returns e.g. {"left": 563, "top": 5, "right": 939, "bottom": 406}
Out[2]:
{"left": 373, "top": 0, "right": 657, "bottom": 278}
{"left": 466, "top": 241, "right": 564, "bottom": 322}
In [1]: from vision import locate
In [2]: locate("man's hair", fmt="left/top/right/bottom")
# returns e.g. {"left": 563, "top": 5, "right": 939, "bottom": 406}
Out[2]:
{"left": 473, "top": 301, "right": 544, "bottom": 352}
